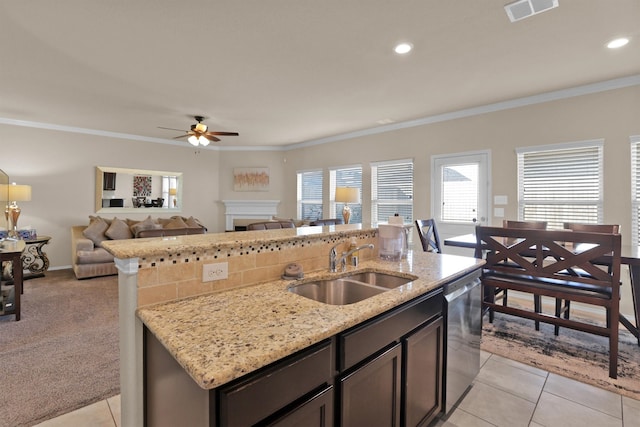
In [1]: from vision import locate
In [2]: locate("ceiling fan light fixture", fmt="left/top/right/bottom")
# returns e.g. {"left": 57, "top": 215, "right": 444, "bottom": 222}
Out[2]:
{"left": 195, "top": 123, "right": 208, "bottom": 133}
{"left": 188, "top": 135, "right": 199, "bottom": 146}
{"left": 199, "top": 136, "right": 210, "bottom": 146}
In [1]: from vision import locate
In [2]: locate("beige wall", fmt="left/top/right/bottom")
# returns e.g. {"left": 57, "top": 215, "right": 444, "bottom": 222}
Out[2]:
{"left": 1, "top": 85, "right": 638, "bottom": 272}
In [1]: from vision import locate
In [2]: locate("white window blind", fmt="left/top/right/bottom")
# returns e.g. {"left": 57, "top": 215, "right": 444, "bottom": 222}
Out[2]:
{"left": 330, "top": 166, "right": 362, "bottom": 223}
{"left": 517, "top": 140, "right": 603, "bottom": 229}
{"left": 630, "top": 136, "right": 640, "bottom": 245}
{"left": 371, "top": 159, "right": 413, "bottom": 224}
{"left": 441, "top": 163, "right": 479, "bottom": 223}
{"left": 297, "top": 170, "right": 323, "bottom": 220}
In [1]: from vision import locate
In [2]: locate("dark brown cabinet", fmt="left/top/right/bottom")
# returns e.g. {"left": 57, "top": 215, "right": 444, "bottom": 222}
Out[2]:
{"left": 339, "top": 344, "right": 402, "bottom": 426}
{"left": 267, "top": 386, "right": 334, "bottom": 427}
{"left": 404, "top": 317, "right": 443, "bottom": 427}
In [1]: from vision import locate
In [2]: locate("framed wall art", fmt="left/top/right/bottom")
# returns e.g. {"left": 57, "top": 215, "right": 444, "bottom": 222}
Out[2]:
{"left": 233, "top": 167, "right": 270, "bottom": 192}
{"left": 133, "top": 175, "right": 152, "bottom": 197}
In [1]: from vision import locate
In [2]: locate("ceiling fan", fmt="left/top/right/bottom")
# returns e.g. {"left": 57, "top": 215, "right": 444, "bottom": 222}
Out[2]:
{"left": 159, "top": 116, "right": 239, "bottom": 146}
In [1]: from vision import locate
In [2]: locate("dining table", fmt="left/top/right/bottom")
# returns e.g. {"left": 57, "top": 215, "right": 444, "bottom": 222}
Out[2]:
{"left": 444, "top": 233, "right": 640, "bottom": 346}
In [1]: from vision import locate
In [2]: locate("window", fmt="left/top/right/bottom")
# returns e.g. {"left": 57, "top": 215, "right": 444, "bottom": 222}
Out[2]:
{"left": 330, "top": 166, "right": 362, "bottom": 223}
{"left": 371, "top": 159, "right": 413, "bottom": 224}
{"left": 630, "top": 136, "right": 640, "bottom": 245}
{"left": 297, "top": 169, "right": 323, "bottom": 220}
{"left": 517, "top": 140, "right": 603, "bottom": 229}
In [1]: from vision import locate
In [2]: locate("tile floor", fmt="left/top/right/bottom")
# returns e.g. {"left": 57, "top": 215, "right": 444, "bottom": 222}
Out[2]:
{"left": 34, "top": 350, "right": 640, "bottom": 427}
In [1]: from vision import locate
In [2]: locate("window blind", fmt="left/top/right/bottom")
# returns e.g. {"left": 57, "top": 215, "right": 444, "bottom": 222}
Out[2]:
{"left": 371, "top": 159, "right": 413, "bottom": 224}
{"left": 517, "top": 141, "right": 603, "bottom": 229}
{"left": 297, "top": 170, "right": 323, "bottom": 220}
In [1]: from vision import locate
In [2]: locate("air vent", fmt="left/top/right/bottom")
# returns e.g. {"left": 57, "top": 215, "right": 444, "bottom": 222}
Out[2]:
{"left": 504, "top": 0, "right": 559, "bottom": 23}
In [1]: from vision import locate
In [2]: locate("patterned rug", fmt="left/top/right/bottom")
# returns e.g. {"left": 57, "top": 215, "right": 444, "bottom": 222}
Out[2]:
{"left": 481, "top": 310, "right": 640, "bottom": 400}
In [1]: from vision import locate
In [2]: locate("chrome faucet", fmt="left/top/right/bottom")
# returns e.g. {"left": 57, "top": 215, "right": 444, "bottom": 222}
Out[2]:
{"left": 337, "top": 244, "right": 374, "bottom": 272}
{"left": 329, "top": 241, "right": 345, "bottom": 273}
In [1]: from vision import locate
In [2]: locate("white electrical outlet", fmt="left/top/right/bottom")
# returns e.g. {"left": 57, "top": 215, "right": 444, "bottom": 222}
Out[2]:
{"left": 203, "top": 262, "right": 228, "bottom": 282}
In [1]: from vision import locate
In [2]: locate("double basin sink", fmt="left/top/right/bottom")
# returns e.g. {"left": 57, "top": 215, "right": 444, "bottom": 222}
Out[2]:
{"left": 288, "top": 271, "right": 415, "bottom": 305}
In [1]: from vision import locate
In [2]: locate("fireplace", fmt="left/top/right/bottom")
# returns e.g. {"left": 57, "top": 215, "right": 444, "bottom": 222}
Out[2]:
{"left": 222, "top": 200, "right": 280, "bottom": 231}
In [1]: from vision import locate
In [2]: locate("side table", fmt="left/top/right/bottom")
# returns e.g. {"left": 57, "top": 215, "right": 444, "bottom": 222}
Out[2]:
{"left": 22, "top": 235, "right": 51, "bottom": 279}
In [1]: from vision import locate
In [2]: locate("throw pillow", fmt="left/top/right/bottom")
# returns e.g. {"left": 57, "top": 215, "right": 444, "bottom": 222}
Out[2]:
{"left": 83, "top": 217, "right": 109, "bottom": 247}
{"left": 105, "top": 217, "right": 133, "bottom": 240}
{"left": 164, "top": 217, "right": 189, "bottom": 229}
{"left": 130, "top": 216, "right": 161, "bottom": 236}
{"left": 185, "top": 216, "right": 203, "bottom": 229}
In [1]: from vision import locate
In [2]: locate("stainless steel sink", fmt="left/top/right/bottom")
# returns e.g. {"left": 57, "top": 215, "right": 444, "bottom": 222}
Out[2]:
{"left": 287, "top": 272, "right": 414, "bottom": 305}
{"left": 342, "top": 271, "right": 413, "bottom": 289}
{"left": 288, "top": 279, "right": 387, "bottom": 305}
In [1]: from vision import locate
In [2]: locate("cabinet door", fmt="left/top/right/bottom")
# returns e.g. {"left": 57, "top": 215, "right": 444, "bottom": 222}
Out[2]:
{"left": 404, "top": 317, "right": 444, "bottom": 427}
{"left": 339, "top": 344, "right": 401, "bottom": 427}
{"left": 268, "top": 386, "right": 334, "bottom": 427}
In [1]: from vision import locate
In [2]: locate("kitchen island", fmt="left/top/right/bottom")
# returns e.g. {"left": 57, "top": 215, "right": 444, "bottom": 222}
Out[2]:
{"left": 103, "top": 224, "right": 483, "bottom": 426}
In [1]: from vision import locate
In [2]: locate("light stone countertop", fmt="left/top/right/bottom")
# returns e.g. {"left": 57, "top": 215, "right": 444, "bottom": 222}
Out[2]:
{"left": 137, "top": 249, "right": 484, "bottom": 390}
{"left": 102, "top": 223, "right": 371, "bottom": 259}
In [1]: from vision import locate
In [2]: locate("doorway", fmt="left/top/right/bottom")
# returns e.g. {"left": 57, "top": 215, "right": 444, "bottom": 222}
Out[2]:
{"left": 431, "top": 151, "right": 491, "bottom": 255}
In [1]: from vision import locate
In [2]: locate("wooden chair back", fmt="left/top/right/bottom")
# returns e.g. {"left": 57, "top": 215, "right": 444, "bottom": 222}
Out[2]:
{"left": 414, "top": 219, "right": 442, "bottom": 253}
{"left": 563, "top": 223, "right": 620, "bottom": 234}
{"left": 310, "top": 218, "right": 344, "bottom": 226}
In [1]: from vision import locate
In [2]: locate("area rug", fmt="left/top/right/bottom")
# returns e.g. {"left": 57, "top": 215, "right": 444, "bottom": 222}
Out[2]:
{"left": 481, "top": 310, "right": 640, "bottom": 400}
{"left": 0, "top": 269, "right": 119, "bottom": 427}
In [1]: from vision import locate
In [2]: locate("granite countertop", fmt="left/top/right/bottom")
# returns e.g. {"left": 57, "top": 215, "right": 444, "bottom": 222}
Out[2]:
{"left": 102, "top": 223, "right": 371, "bottom": 259}
{"left": 137, "top": 249, "right": 484, "bottom": 390}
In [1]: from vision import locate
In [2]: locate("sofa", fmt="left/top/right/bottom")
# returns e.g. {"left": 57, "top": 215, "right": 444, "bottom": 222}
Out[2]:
{"left": 71, "top": 215, "right": 206, "bottom": 279}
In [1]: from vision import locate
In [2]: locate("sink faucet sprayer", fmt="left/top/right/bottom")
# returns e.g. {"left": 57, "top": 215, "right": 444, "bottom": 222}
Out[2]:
{"left": 329, "top": 242, "right": 374, "bottom": 272}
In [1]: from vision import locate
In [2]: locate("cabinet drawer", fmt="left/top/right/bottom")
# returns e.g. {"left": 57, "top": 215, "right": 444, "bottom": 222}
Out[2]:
{"left": 339, "top": 290, "right": 442, "bottom": 371}
{"left": 218, "top": 340, "right": 334, "bottom": 427}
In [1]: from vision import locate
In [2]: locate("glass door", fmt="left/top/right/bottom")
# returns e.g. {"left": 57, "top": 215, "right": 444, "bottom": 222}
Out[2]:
{"left": 432, "top": 151, "right": 490, "bottom": 255}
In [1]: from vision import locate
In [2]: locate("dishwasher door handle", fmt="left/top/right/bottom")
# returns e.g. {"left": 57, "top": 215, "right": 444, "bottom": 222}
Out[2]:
{"left": 445, "top": 278, "right": 480, "bottom": 302}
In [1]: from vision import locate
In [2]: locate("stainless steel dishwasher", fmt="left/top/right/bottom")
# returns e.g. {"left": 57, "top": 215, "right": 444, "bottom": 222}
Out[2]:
{"left": 443, "top": 269, "right": 482, "bottom": 414}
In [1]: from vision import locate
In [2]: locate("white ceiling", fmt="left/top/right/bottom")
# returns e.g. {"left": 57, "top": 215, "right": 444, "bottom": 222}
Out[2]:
{"left": 1, "top": 0, "right": 639, "bottom": 149}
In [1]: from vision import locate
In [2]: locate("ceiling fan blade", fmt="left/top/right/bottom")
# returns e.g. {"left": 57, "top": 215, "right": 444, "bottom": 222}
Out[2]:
{"left": 206, "top": 131, "right": 239, "bottom": 136}
{"left": 172, "top": 133, "right": 191, "bottom": 140}
{"left": 205, "top": 135, "right": 221, "bottom": 142}
{"left": 158, "top": 126, "right": 187, "bottom": 132}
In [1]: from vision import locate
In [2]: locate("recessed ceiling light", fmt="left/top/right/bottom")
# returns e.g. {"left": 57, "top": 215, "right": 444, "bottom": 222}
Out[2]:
{"left": 607, "top": 37, "right": 629, "bottom": 49}
{"left": 394, "top": 43, "right": 413, "bottom": 55}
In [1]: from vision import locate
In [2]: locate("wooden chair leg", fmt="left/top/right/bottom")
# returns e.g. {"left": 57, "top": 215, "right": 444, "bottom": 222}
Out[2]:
{"left": 534, "top": 295, "right": 541, "bottom": 331}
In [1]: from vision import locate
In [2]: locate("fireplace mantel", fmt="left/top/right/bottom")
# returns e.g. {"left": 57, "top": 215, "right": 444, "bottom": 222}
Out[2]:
{"left": 222, "top": 200, "right": 280, "bottom": 231}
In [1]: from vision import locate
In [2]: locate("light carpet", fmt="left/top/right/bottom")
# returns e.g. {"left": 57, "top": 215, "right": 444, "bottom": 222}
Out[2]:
{"left": 481, "top": 310, "right": 640, "bottom": 400}
{"left": 0, "top": 269, "right": 119, "bottom": 427}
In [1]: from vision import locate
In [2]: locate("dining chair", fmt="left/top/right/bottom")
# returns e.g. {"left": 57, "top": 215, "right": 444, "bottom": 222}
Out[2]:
{"left": 414, "top": 219, "right": 442, "bottom": 253}
{"left": 554, "top": 223, "right": 621, "bottom": 335}
{"left": 502, "top": 220, "right": 548, "bottom": 328}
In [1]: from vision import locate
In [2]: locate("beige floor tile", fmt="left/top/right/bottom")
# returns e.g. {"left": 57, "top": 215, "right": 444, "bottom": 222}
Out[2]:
{"left": 480, "top": 349, "right": 491, "bottom": 367}
{"left": 532, "top": 392, "right": 622, "bottom": 427}
{"left": 458, "top": 381, "right": 536, "bottom": 427}
{"left": 107, "top": 395, "right": 121, "bottom": 427}
{"left": 543, "top": 373, "right": 622, "bottom": 418}
{"left": 33, "top": 400, "right": 116, "bottom": 427}
{"left": 623, "top": 396, "right": 640, "bottom": 427}
{"left": 529, "top": 422, "right": 544, "bottom": 427}
{"left": 474, "top": 356, "right": 546, "bottom": 403}
{"left": 488, "top": 353, "right": 548, "bottom": 378}
{"left": 437, "top": 407, "right": 497, "bottom": 427}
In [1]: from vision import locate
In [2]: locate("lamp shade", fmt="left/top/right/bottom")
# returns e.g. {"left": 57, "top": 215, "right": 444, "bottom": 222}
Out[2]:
{"left": 169, "top": 188, "right": 177, "bottom": 196}
{"left": 8, "top": 183, "right": 31, "bottom": 202}
{"left": 335, "top": 187, "right": 360, "bottom": 204}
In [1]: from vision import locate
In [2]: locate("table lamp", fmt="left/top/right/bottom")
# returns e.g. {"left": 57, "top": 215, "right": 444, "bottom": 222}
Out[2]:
{"left": 6, "top": 183, "right": 31, "bottom": 239}
{"left": 335, "top": 187, "right": 360, "bottom": 224}
{"left": 169, "top": 188, "right": 178, "bottom": 207}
